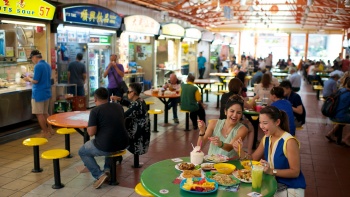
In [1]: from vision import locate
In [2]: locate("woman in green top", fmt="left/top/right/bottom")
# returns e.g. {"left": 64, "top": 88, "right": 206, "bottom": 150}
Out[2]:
{"left": 197, "top": 95, "right": 248, "bottom": 158}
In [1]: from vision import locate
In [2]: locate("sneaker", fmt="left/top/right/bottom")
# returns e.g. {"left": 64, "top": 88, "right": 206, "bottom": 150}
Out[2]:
{"left": 104, "top": 171, "right": 110, "bottom": 183}
{"left": 174, "top": 118, "right": 179, "bottom": 124}
{"left": 93, "top": 173, "right": 108, "bottom": 189}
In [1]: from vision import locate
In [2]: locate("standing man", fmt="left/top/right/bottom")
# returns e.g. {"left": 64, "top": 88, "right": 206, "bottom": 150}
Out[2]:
{"left": 163, "top": 73, "right": 181, "bottom": 123}
{"left": 103, "top": 54, "right": 124, "bottom": 100}
{"left": 265, "top": 53, "right": 273, "bottom": 70}
{"left": 180, "top": 73, "right": 206, "bottom": 130}
{"left": 279, "top": 80, "right": 306, "bottom": 127}
{"left": 23, "top": 50, "right": 53, "bottom": 138}
{"left": 79, "top": 87, "right": 129, "bottom": 189}
{"left": 67, "top": 53, "right": 86, "bottom": 96}
{"left": 197, "top": 52, "right": 206, "bottom": 79}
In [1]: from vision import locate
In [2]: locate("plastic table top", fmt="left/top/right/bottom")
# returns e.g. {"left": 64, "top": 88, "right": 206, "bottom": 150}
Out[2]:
{"left": 47, "top": 111, "right": 90, "bottom": 128}
{"left": 141, "top": 157, "right": 277, "bottom": 197}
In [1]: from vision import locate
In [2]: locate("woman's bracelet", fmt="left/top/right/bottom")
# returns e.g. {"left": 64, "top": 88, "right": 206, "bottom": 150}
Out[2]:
{"left": 199, "top": 132, "right": 205, "bottom": 136}
{"left": 219, "top": 141, "right": 224, "bottom": 148}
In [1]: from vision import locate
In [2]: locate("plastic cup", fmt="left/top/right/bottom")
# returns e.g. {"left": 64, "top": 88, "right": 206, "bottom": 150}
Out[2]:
{"left": 255, "top": 105, "right": 262, "bottom": 112}
{"left": 252, "top": 165, "right": 264, "bottom": 192}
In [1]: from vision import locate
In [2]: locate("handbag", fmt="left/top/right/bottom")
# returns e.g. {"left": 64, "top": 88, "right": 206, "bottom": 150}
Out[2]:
{"left": 111, "top": 67, "right": 128, "bottom": 95}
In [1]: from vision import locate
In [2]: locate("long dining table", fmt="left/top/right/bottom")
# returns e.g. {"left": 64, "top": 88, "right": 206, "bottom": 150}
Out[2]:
{"left": 143, "top": 90, "right": 180, "bottom": 124}
{"left": 194, "top": 79, "right": 217, "bottom": 101}
{"left": 141, "top": 157, "right": 277, "bottom": 197}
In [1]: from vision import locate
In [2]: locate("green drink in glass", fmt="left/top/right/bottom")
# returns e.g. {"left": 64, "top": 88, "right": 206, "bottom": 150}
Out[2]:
{"left": 252, "top": 165, "right": 264, "bottom": 192}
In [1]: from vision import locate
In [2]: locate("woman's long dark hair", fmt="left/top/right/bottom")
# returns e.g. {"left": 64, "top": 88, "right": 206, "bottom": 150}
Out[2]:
{"left": 260, "top": 106, "right": 290, "bottom": 133}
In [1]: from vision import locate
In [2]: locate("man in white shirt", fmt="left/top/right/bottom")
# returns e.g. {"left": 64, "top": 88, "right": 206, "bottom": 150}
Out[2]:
{"left": 307, "top": 62, "right": 316, "bottom": 84}
{"left": 288, "top": 68, "right": 302, "bottom": 92}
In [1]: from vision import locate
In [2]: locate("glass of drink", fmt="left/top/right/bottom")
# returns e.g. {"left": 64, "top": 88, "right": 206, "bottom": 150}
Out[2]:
{"left": 252, "top": 165, "right": 264, "bottom": 192}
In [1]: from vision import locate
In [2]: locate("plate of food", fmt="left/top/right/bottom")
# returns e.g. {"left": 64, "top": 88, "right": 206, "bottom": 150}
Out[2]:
{"left": 175, "top": 162, "right": 196, "bottom": 171}
{"left": 240, "top": 160, "right": 261, "bottom": 170}
{"left": 201, "top": 163, "right": 215, "bottom": 171}
{"left": 180, "top": 177, "right": 218, "bottom": 194}
{"left": 204, "top": 154, "right": 229, "bottom": 163}
{"left": 180, "top": 169, "right": 205, "bottom": 179}
{"left": 233, "top": 169, "right": 252, "bottom": 183}
{"left": 207, "top": 172, "right": 240, "bottom": 186}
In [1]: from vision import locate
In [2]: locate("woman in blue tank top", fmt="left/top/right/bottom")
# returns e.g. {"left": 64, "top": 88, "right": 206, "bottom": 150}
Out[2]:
{"left": 233, "top": 106, "right": 306, "bottom": 196}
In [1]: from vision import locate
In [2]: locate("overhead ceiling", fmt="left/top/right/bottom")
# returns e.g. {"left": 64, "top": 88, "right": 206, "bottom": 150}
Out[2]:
{"left": 121, "top": 0, "right": 350, "bottom": 32}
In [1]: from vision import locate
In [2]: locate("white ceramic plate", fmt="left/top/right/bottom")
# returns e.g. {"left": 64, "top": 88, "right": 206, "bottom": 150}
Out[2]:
{"left": 232, "top": 170, "right": 252, "bottom": 183}
{"left": 201, "top": 163, "right": 215, "bottom": 171}
{"left": 203, "top": 154, "right": 229, "bottom": 163}
{"left": 175, "top": 162, "right": 195, "bottom": 171}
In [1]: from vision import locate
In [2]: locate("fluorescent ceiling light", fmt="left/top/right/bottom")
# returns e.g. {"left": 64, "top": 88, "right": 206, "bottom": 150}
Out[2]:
{"left": 1, "top": 20, "right": 45, "bottom": 27}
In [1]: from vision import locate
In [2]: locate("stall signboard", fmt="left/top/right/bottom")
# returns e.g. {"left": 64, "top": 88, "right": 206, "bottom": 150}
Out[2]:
{"left": 161, "top": 23, "right": 185, "bottom": 37}
{"left": 185, "top": 28, "right": 201, "bottom": 40}
{"left": 201, "top": 31, "right": 214, "bottom": 42}
{"left": 124, "top": 15, "right": 160, "bottom": 35}
{"left": 63, "top": 5, "right": 122, "bottom": 29}
{"left": 0, "top": 0, "right": 56, "bottom": 20}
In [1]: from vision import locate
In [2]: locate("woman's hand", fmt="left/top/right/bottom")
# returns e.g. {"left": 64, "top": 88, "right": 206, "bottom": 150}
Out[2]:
{"left": 110, "top": 96, "right": 121, "bottom": 102}
{"left": 232, "top": 138, "right": 244, "bottom": 156}
{"left": 208, "top": 136, "right": 221, "bottom": 147}
{"left": 198, "top": 120, "right": 206, "bottom": 132}
{"left": 260, "top": 159, "right": 273, "bottom": 175}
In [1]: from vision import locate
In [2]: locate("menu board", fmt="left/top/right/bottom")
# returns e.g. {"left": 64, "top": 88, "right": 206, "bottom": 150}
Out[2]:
{"left": 67, "top": 31, "right": 77, "bottom": 43}
{"left": 57, "top": 30, "right": 68, "bottom": 43}
{"left": 77, "top": 32, "right": 89, "bottom": 43}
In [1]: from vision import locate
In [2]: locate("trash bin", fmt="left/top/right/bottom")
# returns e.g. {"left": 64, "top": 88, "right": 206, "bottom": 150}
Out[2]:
{"left": 181, "top": 65, "right": 189, "bottom": 75}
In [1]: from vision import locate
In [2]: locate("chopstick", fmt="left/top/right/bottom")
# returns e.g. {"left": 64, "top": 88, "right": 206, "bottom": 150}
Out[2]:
{"left": 238, "top": 143, "right": 241, "bottom": 158}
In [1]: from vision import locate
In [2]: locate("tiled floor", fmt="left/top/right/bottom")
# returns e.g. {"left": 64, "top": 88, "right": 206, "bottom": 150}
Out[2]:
{"left": 0, "top": 77, "right": 349, "bottom": 197}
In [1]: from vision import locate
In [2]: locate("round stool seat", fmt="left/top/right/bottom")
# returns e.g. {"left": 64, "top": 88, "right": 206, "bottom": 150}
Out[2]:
{"left": 57, "top": 128, "right": 76, "bottom": 135}
{"left": 204, "top": 87, "right": 211, "bottom": 90}
{"left": 245, "top": 76, "right": 252, "bottom": 80}
{"left": 180, "top": 110, "right": 190, "bottom": 113}
{"left": 296, "top": 126, "right": 304, "bottom": 131}
{"left": 135, "top": 183, "right": 153, "bottom": 197}
{"left": 214, "top": 82, "right": 224, "bottom": 85}
{"left": 145, "top": 101, "right": 155, "bottom": 105}
{"left": 23, "top": 138, "right": 48, "bottom": 146}
{"left": 42, "top": 149, "right": 70, "bottom": 160}
{"left": 148, "top": 109, "right": 163, "bottom": 115}
{"left": 213, "top": 92, "right": 224, "bottom": 95}
{"left": 219, "top": 90, "right": 229, "bottom": 93}
{"left": 109, "top": 150, "right": 127, "bottom": 157}
{"left": 251, "top": 116, "right": 259, "bottom": 121}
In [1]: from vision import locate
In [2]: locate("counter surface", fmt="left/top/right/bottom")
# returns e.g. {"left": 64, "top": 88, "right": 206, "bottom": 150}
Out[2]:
{"left": 0, "top": 84, "right": 33, "bottom": 94}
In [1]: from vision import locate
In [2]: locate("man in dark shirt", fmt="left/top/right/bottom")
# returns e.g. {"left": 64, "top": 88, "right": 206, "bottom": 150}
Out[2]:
{"left": 79, "top": 87, "right": 129, "bottom": 189}
{"left": 279, "top": 80, "right": 306, "bottom": 127}
{"left": 68, "top": 53, "right": 86, "bottom": 96}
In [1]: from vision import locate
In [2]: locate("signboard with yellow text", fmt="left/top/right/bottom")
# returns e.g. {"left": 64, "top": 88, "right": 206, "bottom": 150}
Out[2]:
{"left": 0, "top": 0, "right": 56, "bottom": 20}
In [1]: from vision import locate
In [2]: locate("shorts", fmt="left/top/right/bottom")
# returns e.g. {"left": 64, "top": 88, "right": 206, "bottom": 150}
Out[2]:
{"left": 31, "top": 99, "right": 50, "bottom": 114}
{"left": 274, "top": 188, "right": 305, "bottom": 197}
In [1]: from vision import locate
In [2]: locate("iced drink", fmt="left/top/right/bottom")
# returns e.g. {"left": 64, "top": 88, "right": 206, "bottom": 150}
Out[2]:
{"left": 252, "top": 165, "right": 264, "bottom": 192}
{"left": 190, "top": 146, "right": 204, "bottom": 165}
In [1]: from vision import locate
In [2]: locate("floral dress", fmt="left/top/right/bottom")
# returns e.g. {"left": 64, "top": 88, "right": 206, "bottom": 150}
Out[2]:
{"left": 120, "top": 98, "right": 150, "bottom": 155}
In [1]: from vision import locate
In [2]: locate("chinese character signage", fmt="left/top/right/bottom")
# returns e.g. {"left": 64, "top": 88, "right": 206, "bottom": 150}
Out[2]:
{"left": 161, "top": 23, "right": 185, "bottom": 37}
{"left": 185, "top": 28, "right": 202, "bottom": 40}
{"left": 63, "top": 5, "right": 122, "bottom": 29}
{"left": 90, "top": 35, "right": 110, "bottom": 44}
{"left": 124, "top": 15, "right": 160, "bottom": 35}
{"left": 0, "top": 0, "right": 56, "bottom": 20}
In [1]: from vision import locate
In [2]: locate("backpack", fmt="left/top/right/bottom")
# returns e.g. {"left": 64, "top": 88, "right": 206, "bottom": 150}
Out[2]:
{"left": 321, "top": 89, "right": 348, "bottom": 117}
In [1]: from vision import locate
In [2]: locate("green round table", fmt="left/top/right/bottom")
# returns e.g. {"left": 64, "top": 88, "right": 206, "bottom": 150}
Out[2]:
{"left": 141, "top": 157, "right": 277, "bottom": 197}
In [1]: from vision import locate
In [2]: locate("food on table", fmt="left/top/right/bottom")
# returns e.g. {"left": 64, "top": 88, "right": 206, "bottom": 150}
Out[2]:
{"left": 237, "top": 169, "right": 252, "bottom": 181}
{"left": 201, "top": 163, "right": 214, "bottom": 170}
{"left": 241, "top": 160, "right": 261, "bottom": 170}
{"left": 182, "top": 178, "right": 216, "bottom": 192}
{"left": 178, "top": 162, "right": 195, "bottom": 170}
{"left": 204, "top": 154, "right": 229, "bottom": 163}
{"left": 210, "top": 173, "right": 238, "bottom": 186}
{"left": 214, "top": 163, "right": 236, "bottom": 174}
{"left": 182, "top": 170, "right": 202, "bottom": 178}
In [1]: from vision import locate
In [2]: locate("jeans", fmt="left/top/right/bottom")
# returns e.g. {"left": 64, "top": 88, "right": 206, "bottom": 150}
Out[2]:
{"left": 190, "top": 104, "right": 206, "bottom": 128}
{"left": 78, "top": 140, "right": 115, "bottom": 179}
{"left": 169, "top": 98, "right": 180, "bottom": 119}
{"left": 68, "top": 86, "right": 85, "bottom": 96}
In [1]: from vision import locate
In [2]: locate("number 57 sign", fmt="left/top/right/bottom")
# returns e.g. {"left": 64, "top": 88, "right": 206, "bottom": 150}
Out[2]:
{"left": 0, "top": 0, "right": 56, "bottom": 20}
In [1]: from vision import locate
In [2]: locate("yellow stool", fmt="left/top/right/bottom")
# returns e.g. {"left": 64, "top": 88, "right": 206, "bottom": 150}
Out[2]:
{"left": 148, "top": 109, "right": 163, "bottom": 132}
{"left": 313, "top": 85, "right": 323, "bottom": 100}
{"left": 311, "top": 80, "right": 319, "bottom": 85}
{"left": 135, "top": 182, "right": 154, "bottom": 197}
{"left": 296, "top": 126, "right": 303, "bottom": 131}
{"left": 204, "top": 87, "right": 211, "bottom": 102}
{"left": 215, "top": 82, "right": 224, "bottom": 92}
{"left": 180, "top": 109, "right": 191, "bottom": 131}
{"left": 219, "top": 90, "right": 229, "bottom": 93}
{"left": 145, "top": 101, "right": 155, "bottom": 111}
{"left": 214, "top": 92, "right": 224, "bottom": 108}
{"left": 108, "top": 150, "right": 127, "bottom": 185}
{"left": 251, "top": 116, "right": 259, "bottom": 121}
{"left": 41, "top": 149, "right": 69, "bottom": 189}
{"left": 23, "top": 138, "right": 48, "bottom": 173}
{"left": 57, "top": 128, "right": 76, "bottom": 158}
